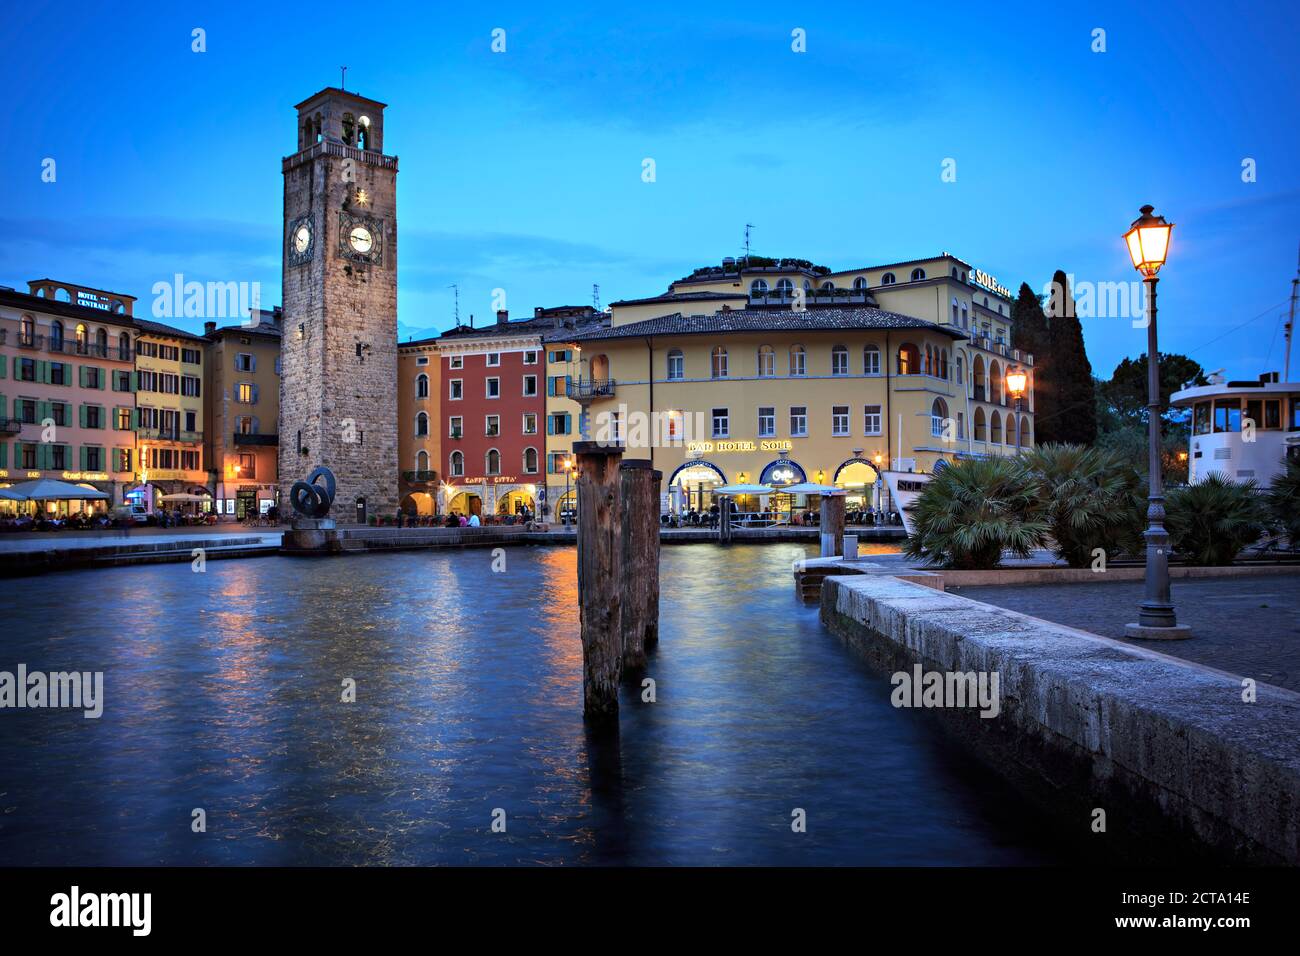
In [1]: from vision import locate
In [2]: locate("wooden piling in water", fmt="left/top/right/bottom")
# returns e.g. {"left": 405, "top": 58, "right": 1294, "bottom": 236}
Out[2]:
{"left": 574, "top": 441, "right": 625, "bottom": 724}
{"left": 619, "top": 459, "right": 662, "bottom": 668}
{"left": 820, "top": 493, "right": 846, "bottom": 557}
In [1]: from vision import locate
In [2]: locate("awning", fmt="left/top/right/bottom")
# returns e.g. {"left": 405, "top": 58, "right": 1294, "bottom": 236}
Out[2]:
{"left": 780, "top": 482, "right": 845, "bottom": 495}
{"left": 715, "top": 483, "right": 775, "bottom": 495}
{"left": 3, "top": 478, "right": 110, "bottom": 501}
{"left": 159, "top": 492, "right": 210, "bottom": 502}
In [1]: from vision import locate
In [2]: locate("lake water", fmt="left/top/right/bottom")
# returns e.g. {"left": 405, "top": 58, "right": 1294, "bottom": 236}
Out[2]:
{"left": 0, "top": 543, "right": 1067, "bottom": 865}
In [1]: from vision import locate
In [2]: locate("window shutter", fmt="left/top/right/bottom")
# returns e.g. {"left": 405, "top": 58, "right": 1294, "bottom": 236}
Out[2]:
{"left": 80, "top": 445, "right": 87, "bottom": 471}
{"left": 0, "top": 395, "right": 6, "bottom": 419}
{"left": 78, "top": 365, "right": 85, "bottom": 388}
{"left": 0, "top": 358, "right": 5, "bottom": 379}
{"left": 131, "top": 371, "right": 138, "bottom": 391}
{"left": 0, "top": 442, "right": 6, "bottom": 468}
{"left": 252, "top": 384, "right": 259, "bottom": 403}
{"left": 12, "top": 357, "right": 20, "bottom": 378}
{"left": 37, "top": 361, "right": 48, "bottom": 384}
{"left": 97, "top": 367, "right": 105, "bottom": 389}
{"left": 131, "top": 408, "right": 139, "bottom": 429}
{"left": 79, "top": 404, "right": 87, "bottom": 428}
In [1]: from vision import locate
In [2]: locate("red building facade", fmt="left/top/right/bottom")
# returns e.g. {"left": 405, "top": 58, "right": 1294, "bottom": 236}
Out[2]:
{"left": 433, "top": 311, "right": 546, "bottom": 518}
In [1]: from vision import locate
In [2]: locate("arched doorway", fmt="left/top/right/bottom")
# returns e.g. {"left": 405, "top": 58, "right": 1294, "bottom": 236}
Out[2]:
{"left": 447, "top": 491, "right": 482, "bottom": 518}
{"left": 668, "top": 460, "right": 726, "bottom": 514}
{"left": 833, "top": 457, "right": 881, "bottom": 511}
{"left": 402, "top": 492, "right": 435, "bottom": 516}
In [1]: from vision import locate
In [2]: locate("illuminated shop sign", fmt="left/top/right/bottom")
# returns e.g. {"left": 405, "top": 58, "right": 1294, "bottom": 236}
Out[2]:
{"left": 76, "top": 291, "right": 112, "bottom": 311}
{"left": 0, "top": 470, "right": 44, "bottom": 479}
{"left": 61, "top": 471, "right": 109, "bottom": 481}
{"left": 686, "top": 439, "right": 793, "bottom": 455}
{"left": 970, "top": 269, "right": 1011, "bottom": 298}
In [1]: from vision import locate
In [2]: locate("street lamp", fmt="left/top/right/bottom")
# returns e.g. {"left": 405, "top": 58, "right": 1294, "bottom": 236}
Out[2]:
{"left": 562, "top": 458, "right": 573, "bottom": 527}
{"left": 1006, "top": 366, "right": 1028, "bottom": 454}
{"left": 1122, "top": 204, "right": 1189, "bottom": 638}
{"left": 873, "top": 453, "right": 884, "bottom": 524}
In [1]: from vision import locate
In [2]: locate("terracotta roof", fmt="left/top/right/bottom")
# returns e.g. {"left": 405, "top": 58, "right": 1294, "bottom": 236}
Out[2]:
{"left": 132, "top": 317, "right": 207, "bottom": 341}
{"left": 565, "top": 308, "right": 967, "bottom": 342}
{"left": 610, "top": 291, "right": 746, "bottom": 307}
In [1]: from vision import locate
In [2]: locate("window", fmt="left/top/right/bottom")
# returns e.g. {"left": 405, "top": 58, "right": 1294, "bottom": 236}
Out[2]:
{"left": 548, "top": 349, "right": 571, "bottom": 364}
{"left": 960, "top": 304, "right": 969, "bottom": 328}
{"left": 1193, "top": 402, "right": 1211, "bottom": 435}
{"left": 1246, "top": 399, "right": 1283, "bottom": 430}
{"left": 185, "top": 410, "right": 196, "bottom": 432}
{"left": 1214, "top": 399, "right": 1241, "bottom": 433}
{"left": 831, "top": 345, "right": 849, "bottom": 376}
{"left": 486, "top": 352, "right": 500, "bottom": 367}
{"left": 237, "top": 382, "right": 255, "bottom": 403}
{"left": 115, "top": 407, "right": 132, "bottom": 430}
{"left": 750, "top": 279, "right": 769, "bottom": 295}
{"left": 522, "top": 374, "right": 538, "bottom": 397}
{"left": 17, "top": 400, "right": 36, "bottom": 423}
{"left": 789, "top": 345, "right": 806, "bottom": 376}
{"left": 547, "top": 375, "right": 569, "bottom": 397}
{"left": 82, "top": 366, "right": 103, "bottom": 389}
{"left": 832, "top": 405, "right": 850, "bottom": 436}
{"left": 238, "top": 453, "right": 256, "bottom": 479}
{"left": 445, "top": 416, "right": 463, "bottom": 440}
{"left": 182, "top": 347, "right": 201, "bottom": 364}
{"left": 897, "top": 343, "right": 919, "bottom": 375}
{"left": 853, "top": 277, "right": 868, "bottom": 290}
{"left": 450, "top": 451, "right": 465, "bottom": 477}
{"left": 235, "top": 353, "right": 254, "bottom": 372}
{"left": 449, "top": 379, "right": 463, "bottom": 400}
{"left": 523, "top": 350, "right": 538, "bottom": 365}
{"left": 881, "top": 272, "right": 896, "bottom": 285}
{"left": 952, "top": 298, "right": 959, "bottom": 324}
{"left": 523, "top": 447, "right": 539, "bottom": 474}
{"left": 113, "top": 369, "right": 132, "bottom": 392}
{"left": 84, "top": 446, "right": 103, "bottom": 471}
{"left": 450, "top": 356, "right": 464, "bottom": 369}
{"left": 757, "top": 345, "right": 775, "bottom": 377}
{"left": 758, "top": 406, "right": 775, "bottom": 437}
{"left": 485, "top": 415, "right": 499, "bottom": 437}
{"left": 50, "top": 362, "right": 68, "bottom": 386}
{"left": 182, "top": 450, "right": 200, "bottom": 471}
{"left": 83, "top": 405, "right": 103, "bottom": 429}
{"left": 864, "top": 405, "right": 882, "bottom": 435}
{"left": 18, "top": 358, "right": 35, "bottom": 382}
{"left": 486, "top": 449, "right": 501, "bottom": 475}
{"left": 711, "top": 407, "right": 729, "bottom": 438}
{"left": 416, "top": 374, "right": 429, "bottom": 398}
{"left": 416, "top": 357, "right": 429, "bottom": 366}
{"left": 775, "top": 278, "right": 794, "bottom": 295}
{"left": 548, "top": 412, "right": 571, "bottom": 435}
{"left": 932, "top": 398, "right": 949, "bottom": 438}
{"left": 790, "top": 406, "right": 808, "bottom": 437}
{"left": 910, "top": 268, "right": 926, "bottom": 281}
{"left": 820, "top": 281, "right": 835, "bottom": 291}
{"left": 158, "top": 344, "right": 179, "bottom": 361}
{"left": 182, "top": 375, "right": 201, "bottom": 397}
{"left": 113, "top": 447, "right": 132, "bottom": 473}
{"left": 956, "top": 357, "right": 964, "bottom": 384}
{"left": 486, "top": 377, "right": 500, "bottom": 398}
{"left": 711, "top": 346, "right": 728, "bottom": 379}
{"left": 667, "top": 349, "right": 684, "bottom": 380}
{"left": 863, "top": 345, "right": 881, "bottom": 376}
{"left": 665, "top": 409, "right": 684, "bottom": 441}
{"left": 416, "top": 412, "right": 429, "bottom": 436}
{"left": 548, "top": 452, "right": 567, "bottom": 474}
{"left": 523, "top": 412, "right": 538, "bottom": 435}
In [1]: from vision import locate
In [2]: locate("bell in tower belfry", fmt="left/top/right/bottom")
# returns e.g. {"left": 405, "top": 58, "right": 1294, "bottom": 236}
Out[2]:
{"left": 279, "top": 87, "right": 399, "bottom": 521}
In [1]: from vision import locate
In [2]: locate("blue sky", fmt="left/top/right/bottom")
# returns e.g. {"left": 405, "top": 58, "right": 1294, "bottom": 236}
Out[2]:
{"left": 3, "top": 0, "right": 1297, "bottom": 379}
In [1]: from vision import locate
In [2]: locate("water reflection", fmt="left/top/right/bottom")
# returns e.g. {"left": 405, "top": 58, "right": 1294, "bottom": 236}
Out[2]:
{"left": 0, "top": 544, "right": 1067, "bottom": 865}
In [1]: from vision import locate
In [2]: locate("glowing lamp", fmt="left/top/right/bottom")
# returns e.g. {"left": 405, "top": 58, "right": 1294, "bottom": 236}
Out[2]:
{"left": 1123, "top": 204, "right": 1173, "bottom": 278}
{"left": 1006, "top": 366, "right": 1028, "bottom": 399}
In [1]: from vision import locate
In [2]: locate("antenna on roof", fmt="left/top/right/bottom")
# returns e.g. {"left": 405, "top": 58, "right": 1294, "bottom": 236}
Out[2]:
{"left": 447, "top": 284, "right": 459, "bottom": 326}
{"left": 340, "top": 66, "right": 348, "bottom": 91}
{"left": 592, "top": 283, "right": 601, "bottom": 312}
{"left": 743, "top": 223, "right": 754, "bottom": 263}
{"left": 1284, "top": 241, "right": 1297, "bottom": 381}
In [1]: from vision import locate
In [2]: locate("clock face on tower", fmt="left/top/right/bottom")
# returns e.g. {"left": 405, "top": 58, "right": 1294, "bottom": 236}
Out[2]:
{"left": 286, "top": 215, "right": 314, "bottom": 265}
{"left": 338, "top": 211, "right": 384, "bottom": 265}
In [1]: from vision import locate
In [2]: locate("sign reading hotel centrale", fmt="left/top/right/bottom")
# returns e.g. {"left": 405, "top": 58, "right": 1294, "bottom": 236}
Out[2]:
{"left": 970, "top": 269, "right": 1011, "bottom": 298}
{"left": 686, "top": 440, "right": 793, "bottom": 455}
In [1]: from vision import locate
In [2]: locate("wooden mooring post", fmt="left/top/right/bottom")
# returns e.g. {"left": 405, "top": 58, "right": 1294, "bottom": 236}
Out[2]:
{"left": 820, "top": 492, "right": 846, "bottom": 557}
{"left": 574, "top": 441, "right": 625, "bottom": 725}
{"left": 619, "top": 459, "right": 662, "bottom": 668}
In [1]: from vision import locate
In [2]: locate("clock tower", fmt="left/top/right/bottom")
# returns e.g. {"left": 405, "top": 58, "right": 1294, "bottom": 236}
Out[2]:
{"left": 279, "top": 87, "right": 398, "bottom": 522}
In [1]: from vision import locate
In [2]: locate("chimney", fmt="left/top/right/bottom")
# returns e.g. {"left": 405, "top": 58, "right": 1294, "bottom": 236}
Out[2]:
{"left": 496, "top": 309, "right": 508, "bottom": 326}
{"left": 204, "top": 321, "right": 217, "bottom": 336}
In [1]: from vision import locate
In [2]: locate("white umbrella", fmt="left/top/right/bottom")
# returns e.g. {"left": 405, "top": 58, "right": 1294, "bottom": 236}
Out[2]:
{"left": 159, "top": 492, "right": 210, "bottom": 502}
{"left": 4, "top": 478, "right": 109, "bottom": 500}
{"left": 714, "top": 483, "right": 775, "bottom": 495}
{"left": 781, "top": 482, "right": 845, "bottom": 495}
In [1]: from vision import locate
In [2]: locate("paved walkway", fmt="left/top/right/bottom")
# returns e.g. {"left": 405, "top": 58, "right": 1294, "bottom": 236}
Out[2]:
{"left": 952, "top": 574, "right": 1300, "bottom": 692}
{"left": 0, "top": 526, "right": 283, "bottom": 552}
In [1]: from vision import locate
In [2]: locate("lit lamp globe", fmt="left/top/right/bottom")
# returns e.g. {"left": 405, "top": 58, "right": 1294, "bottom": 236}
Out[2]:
{"left": 1123, "top": 204, "right": 1173, "bottom": 277}
{"left": 1005, "top": 366, "right": 1028, "bottom": 399}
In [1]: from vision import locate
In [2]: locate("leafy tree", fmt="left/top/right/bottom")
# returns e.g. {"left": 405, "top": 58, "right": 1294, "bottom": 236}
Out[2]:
{"left": 1099, "top": 352, "right": 1208, "bottom": 427}
{"left": 1011, "top": 282, "right": 1053, "bottom": 437}
{"left": 1041, "top": 270, "right": 1097, "bottom": 445}
{"left": 903, "top": 458, "right": 1047, "bottom": 569}
{"left": 1166, "top": 474, "right": 1268, "bottom": 565}
{"left": 1019, "top": 444, "right": 1145, "bottom": 566}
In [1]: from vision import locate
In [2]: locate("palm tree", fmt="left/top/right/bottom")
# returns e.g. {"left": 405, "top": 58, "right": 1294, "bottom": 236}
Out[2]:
{"left": 1019, "top": 443, "right": 1145, "bottom": 567}
{"left": 1266, "top": 456, "right": 1300, "bottom": 545}
{"left": 903, "top": 457, "right": 1047, "bottom": 569}
{"left": 1166, "top": 473, "right": 1268, "bottom": 566}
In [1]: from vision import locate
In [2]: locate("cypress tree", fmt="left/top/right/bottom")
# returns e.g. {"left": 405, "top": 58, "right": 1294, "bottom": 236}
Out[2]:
{"left": 1010, "top": 282, "right": 1053, "bottom": 442}
{"left": 1043, "top": 270, "right": 1098, "bottom": 445}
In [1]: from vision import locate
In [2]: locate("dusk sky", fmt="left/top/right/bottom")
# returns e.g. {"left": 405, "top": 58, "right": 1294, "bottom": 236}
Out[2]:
{"left": 3, "top": 0, "right": 1297, "bottom": 379}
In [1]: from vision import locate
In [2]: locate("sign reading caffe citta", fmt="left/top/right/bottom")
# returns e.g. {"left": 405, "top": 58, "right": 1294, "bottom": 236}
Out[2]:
{"left": 969, "top": 269, "right": 1011, "bottom": 299}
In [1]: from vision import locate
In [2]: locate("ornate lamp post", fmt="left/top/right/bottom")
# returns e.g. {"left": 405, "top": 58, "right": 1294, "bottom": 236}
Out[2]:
{"left": 563, "top": 458, "right": 574, "bottom": 526}
{"left": 1122, "top": 204, "right": 1190, "bottom": 638}
{"left": 1006, "top": 366, "right": 1028, "bottom": 454}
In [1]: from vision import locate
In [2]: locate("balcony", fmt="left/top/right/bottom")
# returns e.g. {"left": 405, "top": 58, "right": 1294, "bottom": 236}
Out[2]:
{"left": 401, "top": 470, "right": 439, "bottom": 484}
{"left": 234, "top": 433, "right": 277, "bottom": 447}
{"left": 566, "top": 378, "right": 616, "bottom": 401}
{"left": 448, "top": 428, "right": 463, "bottom": 441}
{"left": 0, "top": 417, "right": 21, "bottom": 435}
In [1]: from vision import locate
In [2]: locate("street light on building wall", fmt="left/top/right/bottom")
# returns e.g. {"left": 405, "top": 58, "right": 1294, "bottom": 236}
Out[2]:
{"left": 1006, "top": 366, "right": 1027, "bottom": 454}
{"left": 1122, "top": 204, "right": 1189, "bottom": 639}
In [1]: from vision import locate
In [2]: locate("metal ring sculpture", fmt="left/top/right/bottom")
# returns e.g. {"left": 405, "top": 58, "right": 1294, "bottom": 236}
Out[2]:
{"left": 290, "top": 466, "right": 337, "bottom": 518}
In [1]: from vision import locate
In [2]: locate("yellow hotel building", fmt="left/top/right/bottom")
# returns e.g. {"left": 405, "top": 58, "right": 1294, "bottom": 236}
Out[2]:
{"left": 559, "top": 254, "right": 1035, "bottom": 512}
{"left": 131, "top": 318, "right": 208, "bottom": 509}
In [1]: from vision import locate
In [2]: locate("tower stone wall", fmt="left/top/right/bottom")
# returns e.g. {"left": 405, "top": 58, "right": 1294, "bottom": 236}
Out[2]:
{"left": 279, "top": 88, "right": 398, "bottom": 521}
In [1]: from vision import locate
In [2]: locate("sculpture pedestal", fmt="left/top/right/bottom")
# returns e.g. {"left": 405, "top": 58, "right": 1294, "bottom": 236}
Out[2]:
{"left": 282, "top": 517, "right": 340, "bottom": 554}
